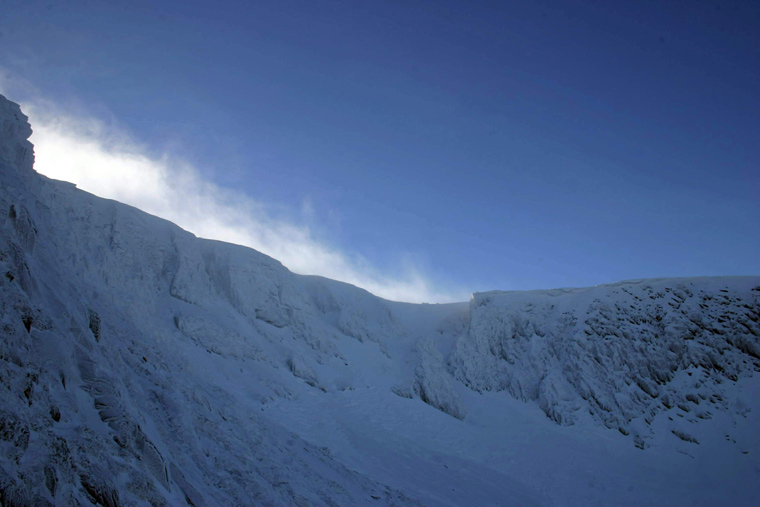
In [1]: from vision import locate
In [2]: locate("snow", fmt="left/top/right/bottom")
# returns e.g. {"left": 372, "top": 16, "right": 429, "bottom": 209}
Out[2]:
{"left": 1, "top": 92, "right": 759, "bottom": 505}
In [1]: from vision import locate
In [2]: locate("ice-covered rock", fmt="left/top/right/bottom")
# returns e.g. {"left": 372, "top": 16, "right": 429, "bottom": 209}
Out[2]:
{"left": 0, "top": 94, "right": 422, "bottom": 506}
{"left": 0, "top": 94, "right": 34, "bottom": 175}
{"left": 413, "top": 337, "right": 466, "bottom": 420}
{"left": 1, "top": 92, "right": 759, "bottom": 505}
{"left": 450, "top": 280, "right": 760, "bottom": 438}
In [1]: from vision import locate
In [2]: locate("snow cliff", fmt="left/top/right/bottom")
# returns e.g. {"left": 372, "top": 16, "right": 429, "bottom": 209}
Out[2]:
{"left": 450, "top": 280, "right": 760, "bottom": 443}
{"left": 1, "top": 93, "right": 759, "bottom": 506}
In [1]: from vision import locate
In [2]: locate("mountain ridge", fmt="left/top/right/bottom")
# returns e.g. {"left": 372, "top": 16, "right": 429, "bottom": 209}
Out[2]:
{"left": 1, "top": 93, "right": 759, "bottom": 506}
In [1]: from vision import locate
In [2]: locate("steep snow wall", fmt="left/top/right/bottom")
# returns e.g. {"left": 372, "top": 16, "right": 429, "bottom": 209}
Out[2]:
{"left": 449, "top": 280, "right": 760, "bottom": 445}
{"left": 0, "top": 93, "right": 425, "bottom": 506}
{"left": 1, "top": 93, "right": 759, "bottom": 505}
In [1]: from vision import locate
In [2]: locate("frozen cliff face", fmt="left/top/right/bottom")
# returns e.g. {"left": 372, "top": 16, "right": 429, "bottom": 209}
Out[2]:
{"left": 0, "top": 95, "right": 34, "bottom": 175}
{"left": 0, "top": 93, "right": 423, "bottom": 506}
{"left": 449, "top": 280, "right": 760, "bottom": 446}
{"left": 1, "top": 92, "right": 759, "bottom": 506}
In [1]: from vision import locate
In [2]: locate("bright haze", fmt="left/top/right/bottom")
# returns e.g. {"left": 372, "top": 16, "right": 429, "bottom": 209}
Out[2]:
{"left": 1, "top": 0, "right": 758, "bottom": 302}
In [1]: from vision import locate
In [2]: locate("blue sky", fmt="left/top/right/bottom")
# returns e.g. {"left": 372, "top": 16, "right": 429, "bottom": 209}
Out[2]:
{"left": 1, "top": 0, "right": 758, "bottom": 301}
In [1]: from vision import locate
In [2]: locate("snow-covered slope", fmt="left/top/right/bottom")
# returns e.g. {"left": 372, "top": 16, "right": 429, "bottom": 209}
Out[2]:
{"left": 1, "top": 93, "right": 759, "bottom": 506}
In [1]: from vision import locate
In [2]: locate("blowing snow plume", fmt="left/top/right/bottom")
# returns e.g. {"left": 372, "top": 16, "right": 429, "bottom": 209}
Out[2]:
{"left": 19, "top": 98, "right": 462, "bottom": 303}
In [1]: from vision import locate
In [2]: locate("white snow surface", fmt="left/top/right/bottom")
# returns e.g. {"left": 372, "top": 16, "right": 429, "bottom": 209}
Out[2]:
{"left": 1, "top": 93, "right": 759, "bottom": 506}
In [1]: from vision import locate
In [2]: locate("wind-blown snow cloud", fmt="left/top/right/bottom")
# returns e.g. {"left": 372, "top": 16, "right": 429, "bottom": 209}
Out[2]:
{"left": 18, "top": 98, "right": 463, "bottom": 303}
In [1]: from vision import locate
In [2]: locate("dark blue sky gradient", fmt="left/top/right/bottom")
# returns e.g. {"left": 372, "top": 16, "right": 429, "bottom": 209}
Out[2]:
{"left": 2, "top": 0, "right": 758, "bottom": 295}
